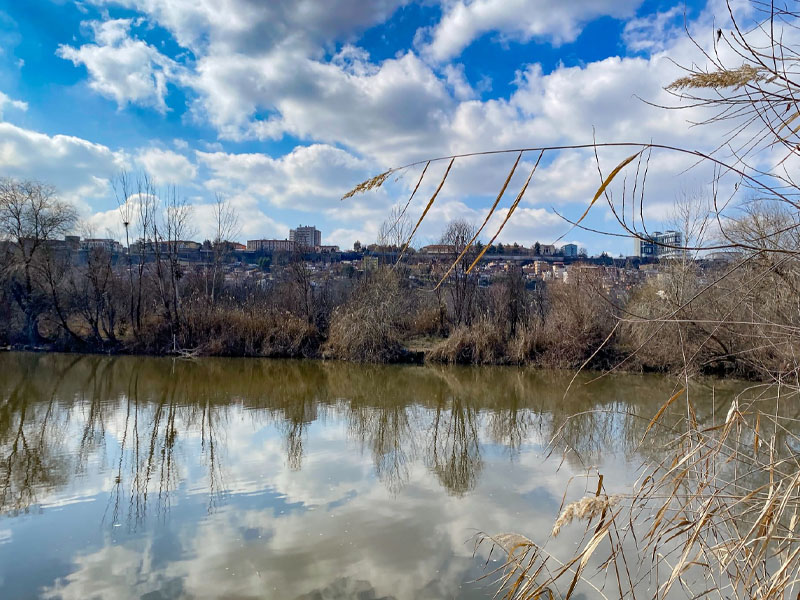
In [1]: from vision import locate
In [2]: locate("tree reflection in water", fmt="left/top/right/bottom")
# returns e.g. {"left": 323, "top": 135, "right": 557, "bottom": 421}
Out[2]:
{"left": 0, "top": 352, "right": 751, "bottom": 521}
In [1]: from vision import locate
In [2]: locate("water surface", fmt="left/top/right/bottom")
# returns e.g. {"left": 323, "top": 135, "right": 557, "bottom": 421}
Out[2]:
{"left": 0, "top": 352, "right": 745, "bottom": 599}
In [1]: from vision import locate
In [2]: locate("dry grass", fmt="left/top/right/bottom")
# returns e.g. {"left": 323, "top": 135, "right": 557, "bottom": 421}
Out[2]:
{"left": 427, "top": 318, "right": 508, "bottom": 364}
{"left": 667, "top": 65, "right": 765, "bottom": 90}
{"left": 480, "top": 384, "right": 800, "bottom": 599}
{"left": 182, "top": 301, "right": 320, "bottom": 358}
{"left": 324, "top": 268, "right": 408, "bottom": 362}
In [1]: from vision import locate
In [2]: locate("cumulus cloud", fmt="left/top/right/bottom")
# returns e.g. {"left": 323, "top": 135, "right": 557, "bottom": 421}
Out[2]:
{"left": 0, "top": 122, "right": 125, "bottom": 214}
{"left": 622, "top": 6, "right": 684, "bottom": 53}
{"left": 91, "top": 0, "right": 406, "bottom": 54}
{"left": 197, "top": 144, "right": 391, "bottom": 245}
{"left": 57, "top": 19, "right": 182, "bottom": 112}
{"left": 419, "top": 0, "right": 642, "bottom": 62}
{"left": 137, "top": 148, "right": 197, "bottom": 184}
{"left": 197, "top": 144, "right": 375, "bottom": 208}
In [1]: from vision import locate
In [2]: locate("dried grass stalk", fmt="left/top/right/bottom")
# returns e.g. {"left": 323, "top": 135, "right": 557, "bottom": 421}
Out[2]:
{"left": 551, "top": 494, "right": 621, "bottom": 537}
{"left": 667, "top": 65, "right": 765, "bottom": 90}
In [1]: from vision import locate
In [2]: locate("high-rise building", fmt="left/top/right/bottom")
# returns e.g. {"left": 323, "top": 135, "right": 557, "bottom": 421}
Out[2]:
{"left": 634, "top": 230, "right": 683, "bottom": 259}
{"left": 562, "top": 243, "right": 578, "bottom": 257}
{"left": 289, "top": 225, "right": 321, "bottom": 248}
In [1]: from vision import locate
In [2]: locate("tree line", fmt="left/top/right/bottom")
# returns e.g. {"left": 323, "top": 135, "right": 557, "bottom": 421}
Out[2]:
{"left": 1, "top": 174, "right": 795, "bottom": 381}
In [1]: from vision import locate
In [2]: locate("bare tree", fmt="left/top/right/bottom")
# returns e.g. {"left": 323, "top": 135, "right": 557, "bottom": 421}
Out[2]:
{"left": 114, "top": 171, "right": 157, "bottom": 339}
{"left": 377, "top": 204, "right": 412, "bottom": 251}
{"left": 438, "top": 219, "right": 479, "bottom": 327}
{"left": 208, "top": 193, "right": 240, "bottom": 305}
{"left": 0, "top": 179, "right": 76, "bottom": 344}
{"left": 151, "top": 185, "right": 193, "bottom": 350}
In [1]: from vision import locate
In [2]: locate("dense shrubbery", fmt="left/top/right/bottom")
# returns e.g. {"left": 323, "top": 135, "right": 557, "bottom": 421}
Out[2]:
{"left": 324, "top": 268, "right": 408, "bottom": 362}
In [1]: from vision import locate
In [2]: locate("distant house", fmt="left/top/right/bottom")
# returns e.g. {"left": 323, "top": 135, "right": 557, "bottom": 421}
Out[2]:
{"left": 420, "top": 244, "right": 455, "bottom": 254}
{"left": 81, "top": 238, "right": 123, "bottom": 253}
{"left": 290, "top": 225, "right": 321, "bottom": 248}
{"left": 532, "top": 260, "right": 549, "bottom": 275}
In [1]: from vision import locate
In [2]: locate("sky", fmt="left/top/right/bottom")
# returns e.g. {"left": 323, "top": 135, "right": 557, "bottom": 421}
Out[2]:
{"left": 0, "top": 0, "right": 764, "bottom": 254}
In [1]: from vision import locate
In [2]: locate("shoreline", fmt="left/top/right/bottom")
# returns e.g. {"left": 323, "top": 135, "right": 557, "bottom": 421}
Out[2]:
{"left": 0, "top": 341, "right": 750, "bottom": 383}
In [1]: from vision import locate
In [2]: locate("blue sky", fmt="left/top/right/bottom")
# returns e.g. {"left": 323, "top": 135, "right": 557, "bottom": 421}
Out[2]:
{"left": 0, "top": 0, "right": 749, "bottom": 254}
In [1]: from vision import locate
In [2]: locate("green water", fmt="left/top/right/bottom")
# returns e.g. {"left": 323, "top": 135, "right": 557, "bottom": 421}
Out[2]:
{"left": 0, "top": 352, "right": 745, "bottom": 599}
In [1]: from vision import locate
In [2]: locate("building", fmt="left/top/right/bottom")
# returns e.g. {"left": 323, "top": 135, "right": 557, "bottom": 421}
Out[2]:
{"left": 64, "top": 235, "right": 81, "bottom": 250}
{"left": 532, "top": 260, "right": 549, "bottom": 275}
{"left": 634, "top": 230, "right": 683, "bottom": 259}
{"left": 420, "top": 244, "right": 455, "bottom": 255}
{"left": 562, "top": 243, "right": 578, "bottom": 257}
{"left": 247, "top": 239, "right": 296, "bottom": 252}
{"left": 290, "top": 225, "right": 321, "bottom": 248}
{"left": 81, "top": 238, "right": 123, "bottom": 253}
{"left": 532, "top": 243, "right": 556, "bottom": 256}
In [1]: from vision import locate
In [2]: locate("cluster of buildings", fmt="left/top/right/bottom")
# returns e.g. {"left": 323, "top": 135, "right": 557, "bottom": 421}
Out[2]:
{"left": 5, "top": 222, "right": 698, "bottom": 298}
{"left": 247, "top": 225, "right": 338, "bottom": 254}
{"left": 419, "top": 242, "right": 580, "bottom": 257}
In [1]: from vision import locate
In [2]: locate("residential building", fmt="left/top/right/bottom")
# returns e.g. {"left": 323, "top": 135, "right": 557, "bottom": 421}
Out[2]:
{"left": 534, "top": 243, "right": 556, "bottom": 256}
{"left": 634, "top": 230, "right": 683, "bottom": 259}
{"left": 420, "top": 244, "right": 455, "bottom": 254}
{"left": 247, "top": 239, "right": 296, "bottom": 252}
{"left": 532, "top": 260, "right": 549, "bottom": 275}
{"left": 81, "top": 238, "right": 123, "bottom": 253}
{"left": 290, "top": 225, "right": 321, "bottom": 248}
{"left": 562, "top": 243, "right": 578, "bottom": 257}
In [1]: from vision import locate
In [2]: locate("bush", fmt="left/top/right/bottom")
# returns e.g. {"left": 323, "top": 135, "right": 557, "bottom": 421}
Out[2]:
{"left": 536, "top": 278, "right": 618, "bottom": 369}
{"left": 427, "top": 318, "right": 508, "bottom": 365}
{"left": 324, "top": 268, "right": 407, "bottom": 362}
{"left": 182, "top": 301, "right": 320, "bottom": 358}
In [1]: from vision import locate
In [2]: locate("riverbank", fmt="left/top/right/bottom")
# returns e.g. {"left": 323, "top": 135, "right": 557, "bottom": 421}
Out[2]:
{"left": 1, "top": 259, "right": 789, "bottom": 381}
{"left": 0, "top": 325, "right": 755, "bottom": 382}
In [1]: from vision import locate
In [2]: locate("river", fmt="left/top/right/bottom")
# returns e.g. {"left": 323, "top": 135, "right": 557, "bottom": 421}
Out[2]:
{"left": 0, "top": 352, "right": 749, "bottom": 599}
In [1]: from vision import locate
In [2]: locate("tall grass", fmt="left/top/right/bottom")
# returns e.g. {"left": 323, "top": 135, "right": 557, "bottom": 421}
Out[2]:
{"left": 324, "top": 267, "right": 408, "bottom": 362}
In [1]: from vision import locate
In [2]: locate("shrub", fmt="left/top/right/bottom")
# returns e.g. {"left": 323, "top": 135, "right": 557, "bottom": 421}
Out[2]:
{"left": 427, "top": 318, "right": 508, "bottom": 365}
{"left": 324, "top": 268, "right": 407, "bottom": 362}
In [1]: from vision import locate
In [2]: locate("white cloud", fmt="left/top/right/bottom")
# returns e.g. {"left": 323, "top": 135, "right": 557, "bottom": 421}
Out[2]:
{"left": 0, "top": 91, "right": 27, "bottom": 119}
{"left": 44, "top": 0, "right": 787, "bottom": 253}
{"left": 91, "top": 0, "right": 406, "bottom": 54}
{"left": 419, "top": 0, "right": 642, "bottom": 62}
{"left": 197, "top": 144, "right": 391, "bottom": 244}
{"left": 57, "top": 19, "right": 181, "bottom": 113}
{"left": 197, "top": 144, "right": 377, "bottom": 210}
{"left": 137, "top": 148, "right": 197, "bottom": 184}
{"left": 189, "top": 49, "right": 454, "bottom": 165}
{"left": 0, "top": 122, "right": 126, "bottom": 214}
{"left": 622, "top": 6, "right": 684, "bottom": 53}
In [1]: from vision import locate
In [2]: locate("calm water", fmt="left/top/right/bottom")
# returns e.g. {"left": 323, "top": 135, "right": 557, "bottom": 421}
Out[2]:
{"left": 0, "top": 352, "right": 747, "bottom": 599}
